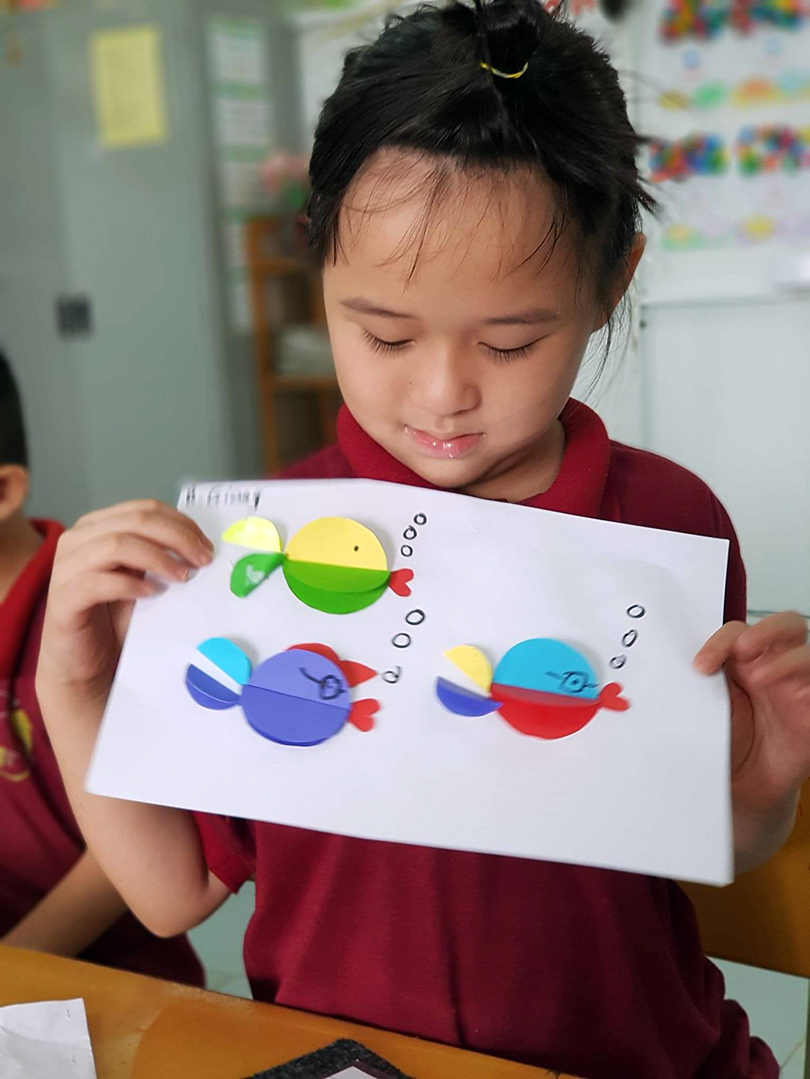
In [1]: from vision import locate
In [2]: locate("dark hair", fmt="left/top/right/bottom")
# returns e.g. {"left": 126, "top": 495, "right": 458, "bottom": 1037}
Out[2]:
{"left": 309, "top": 0, "right": 655, "bottom": 312}
{"left": 0, "top": 351, "right": 28, "bottom": 468}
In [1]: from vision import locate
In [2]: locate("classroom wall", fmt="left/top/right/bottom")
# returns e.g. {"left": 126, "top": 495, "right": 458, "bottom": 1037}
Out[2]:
{"left": 1, "top": 1, "right": 237, "bottom": 523}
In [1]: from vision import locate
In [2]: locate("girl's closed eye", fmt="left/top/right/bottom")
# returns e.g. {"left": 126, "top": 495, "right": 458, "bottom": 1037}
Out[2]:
{"left": 485, "top": 338, "right": 544, "bottom": 362}
{"left": 362, "top": 330, "right": 412, "bottom": 355}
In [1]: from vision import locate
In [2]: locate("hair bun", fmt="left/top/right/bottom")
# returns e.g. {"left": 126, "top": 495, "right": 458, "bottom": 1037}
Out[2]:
{"left": 472, "top": 0, "right": 547, "bottom": 77}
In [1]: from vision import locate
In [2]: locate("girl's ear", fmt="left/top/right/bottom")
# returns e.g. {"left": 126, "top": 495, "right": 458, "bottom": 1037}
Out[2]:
{"left": 591, "top": 233, "right": 647, "bottom": 333}
{"left": 0, "top": 465, "right": 29, "bottom": 523}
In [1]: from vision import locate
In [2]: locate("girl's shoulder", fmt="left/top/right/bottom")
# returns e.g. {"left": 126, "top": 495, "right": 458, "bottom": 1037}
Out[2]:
{"left": 607, "top": 440, "right": 735, "bottom": 542}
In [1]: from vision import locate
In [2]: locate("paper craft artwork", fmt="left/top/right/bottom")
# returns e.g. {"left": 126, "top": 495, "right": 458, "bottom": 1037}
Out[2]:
{"left": 90, "top": 478, "right": 734, "bottom": 885}
{"left": 437, "top": 639, "right": 629, "bottom": 740}
{"left": 186, "top": 638, "right": 378, "bottom": 746}
{"left": 223, "top": 516, "right": 414, "bottom": 613}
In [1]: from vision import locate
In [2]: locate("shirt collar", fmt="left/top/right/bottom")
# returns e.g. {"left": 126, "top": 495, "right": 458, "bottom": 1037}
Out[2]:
{"left": 336, "top": 399, "right": 611, "bottom": 518}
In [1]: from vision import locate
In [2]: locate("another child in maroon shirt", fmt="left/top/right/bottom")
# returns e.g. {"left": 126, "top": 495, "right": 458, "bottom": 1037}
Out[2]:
{"left": 36, "top": 3, "right": 810, "bottom": 1077}
{"left": 0, "top": 353, "right": 203, "bottom": 984}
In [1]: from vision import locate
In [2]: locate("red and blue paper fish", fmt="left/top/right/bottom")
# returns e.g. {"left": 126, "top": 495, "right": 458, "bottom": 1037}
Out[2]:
{"left": 437, "top": 639, "right": 629, "bottom": 740}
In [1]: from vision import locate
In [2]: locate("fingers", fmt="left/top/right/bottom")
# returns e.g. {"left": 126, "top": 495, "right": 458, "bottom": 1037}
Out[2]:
{"left": 694, "top": 621, "right": 747, "bottom": 675}
{"left": 55, "top": 533, "right": 195, "bottom": 589}
{"left": 60, "top": 502, "right": 214, "bottom": 573}
{"left": 71, "top": 500, "right": 214, "bottom": 556}
{"left": 740, "top": 643, "right": 810, "bottom": 695}
{"left": 58, "top": 570, "right": 158, "bottom": 613}
{"left": 731, "top": 612, "right": 808, "bottom": 664}
{"left": 695, "top": 613, "right": 809, "bottom": 676}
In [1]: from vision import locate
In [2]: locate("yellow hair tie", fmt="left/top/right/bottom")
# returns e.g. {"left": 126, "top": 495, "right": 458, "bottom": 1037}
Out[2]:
{"left": 480, "top": 59, "right": 529, "bottom": 80}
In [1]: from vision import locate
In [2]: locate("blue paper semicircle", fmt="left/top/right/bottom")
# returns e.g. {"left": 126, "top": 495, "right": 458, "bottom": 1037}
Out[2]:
{"left": 436, "top": 678, "right": 501, "bottom": 717}
{"left": 185, "top": 664, "right": 240, "bottom": 709}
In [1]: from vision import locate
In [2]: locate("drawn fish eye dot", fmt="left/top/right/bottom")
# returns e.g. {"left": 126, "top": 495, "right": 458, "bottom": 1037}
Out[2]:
{"left": 353, "top": 545, "right": 360, "bottom": 552}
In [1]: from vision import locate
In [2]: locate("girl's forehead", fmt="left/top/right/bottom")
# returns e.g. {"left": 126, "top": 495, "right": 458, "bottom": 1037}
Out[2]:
{"left": 334, "top": 151, "right": 580, "bottom": 292}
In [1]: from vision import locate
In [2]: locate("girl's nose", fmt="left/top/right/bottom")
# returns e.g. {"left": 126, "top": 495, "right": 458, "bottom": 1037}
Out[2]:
{"left": 410, "top": 345, "right": 480, "bottom": 418}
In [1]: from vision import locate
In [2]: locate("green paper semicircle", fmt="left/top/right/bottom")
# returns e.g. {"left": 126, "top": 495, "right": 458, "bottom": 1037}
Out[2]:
{"left": 283, "top": 570, "right": 387, "bottom": 614}
{"left": 284, "top": 559, "right": 389, "bottom": 594}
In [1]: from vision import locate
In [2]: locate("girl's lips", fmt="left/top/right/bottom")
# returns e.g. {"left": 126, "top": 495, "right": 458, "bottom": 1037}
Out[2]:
{"left": 405, "top": 426, "right": 483, "bottom": 459}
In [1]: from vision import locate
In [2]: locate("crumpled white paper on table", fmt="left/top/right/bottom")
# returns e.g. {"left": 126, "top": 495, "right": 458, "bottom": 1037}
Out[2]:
{"left": 0, "top": 999, "right": 97, "bottom": 1078}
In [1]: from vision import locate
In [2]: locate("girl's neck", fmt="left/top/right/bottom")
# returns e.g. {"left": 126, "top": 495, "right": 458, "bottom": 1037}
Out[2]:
{"left": 461, "top": 419, "right": 566, "bottom": 503}
{"left": 0, "top": 515, "right": 43, "bottom": 604}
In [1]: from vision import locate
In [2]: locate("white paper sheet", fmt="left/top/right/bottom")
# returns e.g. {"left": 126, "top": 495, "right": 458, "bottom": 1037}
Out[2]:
{"left": 0, "top": 1000, "right": 96, "bottom": 1079}
{"left": 89, "top": 479, "right": 732, "bottom": 884}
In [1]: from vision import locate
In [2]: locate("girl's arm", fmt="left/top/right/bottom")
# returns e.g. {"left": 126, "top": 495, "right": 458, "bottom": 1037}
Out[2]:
{"left": 4, "top": 849, "right": 128, "bottom": 956}
{"left": 37, "top": 501, "right": 229, "bottom": 937}
{"left": 695, "top": 611, "right": 810, "bottom": 875}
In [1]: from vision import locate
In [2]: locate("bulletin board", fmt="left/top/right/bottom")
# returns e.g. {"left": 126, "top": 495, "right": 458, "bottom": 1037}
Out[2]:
{"left": 637, "top": 0, "right": 810, "bottom": 304}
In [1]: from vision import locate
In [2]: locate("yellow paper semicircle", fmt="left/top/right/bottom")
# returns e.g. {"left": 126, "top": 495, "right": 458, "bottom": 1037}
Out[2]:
{"left": 221, "top": 517, "right": 282, "bottom": 552}
{"left": 443, "top": 646, "right": 493, "bottom": 693}
{"left": 286, "top": 517, "right": 387, "bottom": 571}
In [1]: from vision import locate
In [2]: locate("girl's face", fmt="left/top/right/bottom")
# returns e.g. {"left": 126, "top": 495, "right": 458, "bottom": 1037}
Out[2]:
{"left": 323, "top": 153, "right": 634, "bottom": 500}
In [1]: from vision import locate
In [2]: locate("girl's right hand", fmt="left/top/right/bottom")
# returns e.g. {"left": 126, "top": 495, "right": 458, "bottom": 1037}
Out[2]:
{"left": 37, "top": 500, "right": 214, "bottom": 709}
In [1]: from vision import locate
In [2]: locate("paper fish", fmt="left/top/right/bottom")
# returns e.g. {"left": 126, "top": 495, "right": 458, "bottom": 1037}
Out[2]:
{"left": 222, "top": 516, "right": 413, "bottom": 614}
{"left": 436, "top": 639, "right": 629, "bottom": 740}
{"left": 186, "top": 637, "right": 379, "bottom": 747}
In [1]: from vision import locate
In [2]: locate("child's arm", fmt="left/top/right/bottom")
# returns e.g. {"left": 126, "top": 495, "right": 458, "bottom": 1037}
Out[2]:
{"left": 3, "top": 849, "right": 127, "bottom": 956}
{"left": 36, "top": 501, "right": 230, "bottom": 938}
{"left": 695, "top": 611, "right": 810, "bottom": 875}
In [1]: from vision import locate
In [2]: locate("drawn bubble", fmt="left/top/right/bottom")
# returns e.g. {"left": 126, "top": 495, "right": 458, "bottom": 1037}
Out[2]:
{"left": 392, "top": 633, "right": 412, "bottom": 649}
{"left": 405, "top": 609, "right": 426, "bottom": 626}
{"left": 382, "top": 667, "right": 402, "bottom": 684}
{"left": 401, "top": 545, "right": 414, "bottom": 558}
{"left": 622, "top": 630, "right": 638, "bottom": 648}
{"left": 610, "top": 655, "right": 627, "bottom": 669}
{"left": 414, "top": 513, "right": 428, "bottom": 526}
{"left": 627, "top": 605, "right": 646, "bottom": 619}
{"left": 403, "top": 526, "right": 417, "bottom": 541}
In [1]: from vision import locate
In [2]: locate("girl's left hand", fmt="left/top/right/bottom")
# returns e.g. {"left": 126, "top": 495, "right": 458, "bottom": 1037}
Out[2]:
{"left": 695, "top": 612, "right": 810, "bottom": 860}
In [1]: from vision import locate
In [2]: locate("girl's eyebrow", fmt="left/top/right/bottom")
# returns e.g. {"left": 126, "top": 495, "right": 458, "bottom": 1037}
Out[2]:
{"left": 341, "top": 297, "right": 559, "bottom": 324}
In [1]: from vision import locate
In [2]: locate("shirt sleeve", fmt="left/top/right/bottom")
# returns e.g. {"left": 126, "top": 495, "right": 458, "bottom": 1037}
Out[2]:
{"left": 193, "top": 811, "right": 256, "bottom": 893}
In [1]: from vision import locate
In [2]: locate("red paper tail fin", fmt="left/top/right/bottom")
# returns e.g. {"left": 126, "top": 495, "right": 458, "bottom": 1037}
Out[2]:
{"left": 600, "top": 682, "right": 630, "bottom": 712}
{"left": 348, "top": 698, "right": 379, "bottom": 732}
{"left": 388, "top": 568, "right": 414, "bottom": 597}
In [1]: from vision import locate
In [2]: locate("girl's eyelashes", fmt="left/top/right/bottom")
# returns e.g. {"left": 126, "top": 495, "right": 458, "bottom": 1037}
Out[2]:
{"left": 485, "top": 338, "right": 543, "bottom": 362}
{"left": 361, "top": 330, "right": 543, "bottom": 361}
{"left": 363, "top": 330, "right": 412, "bottom": 355}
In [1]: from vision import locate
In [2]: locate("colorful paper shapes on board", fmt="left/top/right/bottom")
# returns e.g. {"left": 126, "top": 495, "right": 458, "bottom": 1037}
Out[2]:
{"left": 435, "top": 678, "right": 501, "bottom": 717}
{"left": 221, "top": 516, "right": 282, "bottom": 552}
{"left": 443, "top": 645, "right": 493, "bottom": 693}
{"left": 185, "top": 637, "right": 379, "bottom": 747}
{"left": 230, "top": 552, "right": 284, "bottom": 597}
{"left": 437, "top": 638, "right": 630, "bottom": 740}
{"left": 222, "top": 515, "right": 414, "bottom": 613}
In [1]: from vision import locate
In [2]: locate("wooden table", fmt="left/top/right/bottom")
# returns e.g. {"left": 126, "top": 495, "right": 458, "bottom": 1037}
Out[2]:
{"left": 0, "top": 945, "right": 577, "bottom": 1078}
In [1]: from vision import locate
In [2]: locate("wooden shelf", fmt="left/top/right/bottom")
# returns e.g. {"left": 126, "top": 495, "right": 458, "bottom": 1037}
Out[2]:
{"left": 270, "top": 373, "right": 339, "bottom": 393}
{"left": 245, "top": 215, "right": 338, "bottom": 474}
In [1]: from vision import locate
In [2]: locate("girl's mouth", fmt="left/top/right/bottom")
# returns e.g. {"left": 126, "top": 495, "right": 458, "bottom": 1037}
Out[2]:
{"left": 405, "top": 426, "right": 483, "bottom": 460}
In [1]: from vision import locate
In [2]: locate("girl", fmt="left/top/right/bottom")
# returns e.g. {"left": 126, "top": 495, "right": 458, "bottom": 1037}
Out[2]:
{"left": 36, "top": 2, "right": 809, "bottom": 1075}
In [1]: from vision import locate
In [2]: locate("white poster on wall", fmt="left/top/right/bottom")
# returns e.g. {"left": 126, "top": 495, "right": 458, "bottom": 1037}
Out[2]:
{"left": 637, "top": 0, "right": 810, "bottom": 303}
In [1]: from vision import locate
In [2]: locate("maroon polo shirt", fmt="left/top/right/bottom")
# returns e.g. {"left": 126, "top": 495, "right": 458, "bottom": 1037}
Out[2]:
{"left": 0, "top": 519, "right": 204, "bottom": 986}
{"left": 195, "top": 401, "right": 776, "bottom": 1078}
